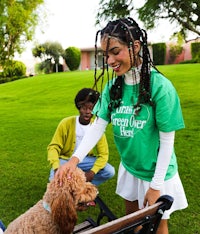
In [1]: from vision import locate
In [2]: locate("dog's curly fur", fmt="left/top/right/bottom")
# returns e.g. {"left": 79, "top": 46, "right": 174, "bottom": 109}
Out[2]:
{"left": 5, "top": 168, "right": 98, "bottom": 234}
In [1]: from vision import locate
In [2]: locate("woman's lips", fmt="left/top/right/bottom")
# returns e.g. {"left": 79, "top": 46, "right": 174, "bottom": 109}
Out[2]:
{"left": 112, "top": 64, "right": 120, "bottom": 72}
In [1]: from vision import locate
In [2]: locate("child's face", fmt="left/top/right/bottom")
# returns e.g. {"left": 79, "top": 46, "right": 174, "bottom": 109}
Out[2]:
{"left": 78, "top": 102, "right": 94, "bottom": 125}
{"left": 101, "top": 37, "right": 141, "bottom": 76}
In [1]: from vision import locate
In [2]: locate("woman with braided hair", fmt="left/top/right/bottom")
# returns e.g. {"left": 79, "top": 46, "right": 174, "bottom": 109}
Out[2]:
{"left": 55, "top": 17, "right": 188, "bottom": 233}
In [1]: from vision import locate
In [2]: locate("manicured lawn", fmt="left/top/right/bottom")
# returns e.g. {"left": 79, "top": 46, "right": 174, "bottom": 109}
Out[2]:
{"left": 0, "top": 64, "right": 199, "bottom": 233}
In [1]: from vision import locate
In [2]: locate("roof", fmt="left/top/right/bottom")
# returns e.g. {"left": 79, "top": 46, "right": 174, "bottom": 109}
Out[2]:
{"left": 80, "top": 47, "right": 101, "bottom": 52}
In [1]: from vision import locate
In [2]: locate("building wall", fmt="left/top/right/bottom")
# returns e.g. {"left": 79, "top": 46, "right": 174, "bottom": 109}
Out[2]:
{"left": 184, "top": 41, "right": 193, "bottom": 61}
{"left": 80, "top": 51, "right": 91, "bottom": 70}
{"left": 80, "top": 49, "right": 103, "bottom": 70}
{"left": 90, "top": 51, "right": 96, "bottom": 70}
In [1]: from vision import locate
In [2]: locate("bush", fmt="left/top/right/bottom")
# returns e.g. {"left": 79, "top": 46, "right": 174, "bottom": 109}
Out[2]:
{"left": 191, "top": 42, "right": 200, "bottom": 62}
{"left": 2, "top": 60, "right": 26, "bottom": 77}
{"left": 38, "top": 59, "right": 52, "bottom": 74}
{"left": 0, "top": 76, "right": 22, "bottom": 84}
{"left": 168, "top": 44, "right": 183, "bottom": 64}
{"left": 152, "top": 43, "right": 166, "bottom": 65}
{"left": 179, "top": 58, "right": 199, "bottom": 64}
{"left": 63, "top": 47, "right": 81, "bottom": 71}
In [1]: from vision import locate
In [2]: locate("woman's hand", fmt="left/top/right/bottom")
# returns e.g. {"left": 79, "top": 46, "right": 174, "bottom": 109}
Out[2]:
{"left": 54, "top": 157, "right": 79, "bottom": 186}
{"left": 143, "top": 187, "right": 160, "bottom": 207}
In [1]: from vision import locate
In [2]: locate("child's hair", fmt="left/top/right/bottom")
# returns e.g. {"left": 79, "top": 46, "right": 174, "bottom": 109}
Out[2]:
{"left": 74, "top": 88, "right": 100, "bottom": 109}
{"left": 94, "top": 17, "right": 157, "bottom": 114}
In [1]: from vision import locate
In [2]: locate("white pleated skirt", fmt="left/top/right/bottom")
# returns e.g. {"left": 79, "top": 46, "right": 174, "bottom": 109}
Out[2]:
{"left": 116, "top": 162, "right": 188, "bottom": 219}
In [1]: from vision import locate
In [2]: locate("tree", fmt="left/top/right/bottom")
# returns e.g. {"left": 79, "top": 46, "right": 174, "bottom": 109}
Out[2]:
{"left": 32, "top": 41, "right": 64, "bottom": 73}
{"left": 96, "top": 0, "right": 134, "bottom": 25}
{"left": 138, "top": 0, "right": 200, "bottom": 38}
{"left": 96, "top": 0, "right": 200, "bottom": 39}
{"left": 0, "top": 0, "right": 44, "bottom": 67}
{"left": 63, "top": 47, "right": 81, "bottom": 71}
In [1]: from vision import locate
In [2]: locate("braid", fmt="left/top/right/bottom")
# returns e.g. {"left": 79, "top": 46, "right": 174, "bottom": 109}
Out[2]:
{"left": 134, "top": 28, "right": 154, "bottom": 113}
{"left": 93, "top": 30, "right": 104, "bottom": 91}
{"left": 108, "top": 76, "right": 123, "bottom": 112}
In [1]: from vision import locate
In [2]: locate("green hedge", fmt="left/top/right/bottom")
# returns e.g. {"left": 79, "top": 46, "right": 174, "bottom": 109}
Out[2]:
{"left": 63, "top": 47, "right": 81, "bottom": 71}
{"left": 191, "top": 42, "right": 200, "bottom": 62}
{"left": 152, "top": 43, "right": 166, "bottom": 65}
{"left": 0, "top": 76, "right": 21, "bottom": 84}
{"left": 1, "top": 60, "right": 26, "bottom": 78}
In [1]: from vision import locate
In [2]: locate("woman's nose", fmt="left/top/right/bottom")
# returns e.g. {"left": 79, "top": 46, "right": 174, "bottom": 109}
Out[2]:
{"left": 107, "top": 55, "right": 115, "bottom": 66}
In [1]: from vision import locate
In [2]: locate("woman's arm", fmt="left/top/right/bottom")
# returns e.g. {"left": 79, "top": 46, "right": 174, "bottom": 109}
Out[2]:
{"left": 144, "top": 131, "right": 175, "bottom": 206}
{"left": 150, "top": 131, "right": 175, "bottom": 190}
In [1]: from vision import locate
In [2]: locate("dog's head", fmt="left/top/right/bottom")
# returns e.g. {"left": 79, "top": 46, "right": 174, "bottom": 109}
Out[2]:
{"left": 43, "top": 167, "right": 98, "bottom": 234}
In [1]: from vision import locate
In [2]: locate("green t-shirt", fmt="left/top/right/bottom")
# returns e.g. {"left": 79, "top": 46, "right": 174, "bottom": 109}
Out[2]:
{"left": 93, "top": 69, "right": 185, "bottom": 182}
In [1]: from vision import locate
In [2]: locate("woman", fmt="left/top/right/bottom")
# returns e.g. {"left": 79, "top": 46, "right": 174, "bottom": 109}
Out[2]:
{"left": 55, "top": 17, "right": 188, "bottom": 234}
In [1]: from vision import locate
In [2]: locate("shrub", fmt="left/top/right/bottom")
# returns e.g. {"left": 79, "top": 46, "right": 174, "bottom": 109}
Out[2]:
{"left": 168, "top": 44, "right": 183, "bottom": 64}
{"left": 0, "top": 76, "right": 22, "bottom": 84}
{"left": 63, "top": 47, "right": 81, "bottom": 71}
{"left": 38, "top": 59, "right": 52, "bottom": 74}
{"left": 2, "top": 60, "right": 26, "bottom": 77}
{"left": 179, "top": 58, "right": 199, "bottom": 64}
{"left": 152, "top": 43, "right": 166, "bottom": 65}
{"left": 191, "top": 42, "right": 200, "bottom": 62}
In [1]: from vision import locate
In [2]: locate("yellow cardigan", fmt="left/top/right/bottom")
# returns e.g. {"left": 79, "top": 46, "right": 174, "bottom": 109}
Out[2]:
{"left": 47, "top": 116, "right": 109, "bottom": 174}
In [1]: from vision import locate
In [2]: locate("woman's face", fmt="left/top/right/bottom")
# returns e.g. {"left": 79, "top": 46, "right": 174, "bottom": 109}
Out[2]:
{"left": 101, "top": 37, "right": 141, "bottom": 76}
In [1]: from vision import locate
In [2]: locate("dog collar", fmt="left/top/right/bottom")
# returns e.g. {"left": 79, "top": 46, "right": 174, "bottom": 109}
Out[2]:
{"left": 43, "top": 201, "right": 51, "bottom": 213}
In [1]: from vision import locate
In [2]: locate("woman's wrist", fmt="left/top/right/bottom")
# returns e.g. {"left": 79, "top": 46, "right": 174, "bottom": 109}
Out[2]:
{"left": 70, "top": 156, "right": 80, "bottom": 165}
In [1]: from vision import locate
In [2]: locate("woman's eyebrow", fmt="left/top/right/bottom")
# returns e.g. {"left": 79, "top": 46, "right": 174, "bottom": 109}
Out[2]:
{"left": 102, "top": 46, "right": 119, "bottom": 54}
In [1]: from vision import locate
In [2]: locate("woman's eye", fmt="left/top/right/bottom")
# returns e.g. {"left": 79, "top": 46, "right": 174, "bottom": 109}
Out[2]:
{"left": 112, "top": 49, "right": 120, "bottom": 55}
{"left": 102, "top": 49, "right": 120, "bottom": 61}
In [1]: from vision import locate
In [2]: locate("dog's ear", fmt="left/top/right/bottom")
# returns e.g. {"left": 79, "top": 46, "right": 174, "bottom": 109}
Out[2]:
{"left": 51, "top": 189, "right": 77, "bottom": 234}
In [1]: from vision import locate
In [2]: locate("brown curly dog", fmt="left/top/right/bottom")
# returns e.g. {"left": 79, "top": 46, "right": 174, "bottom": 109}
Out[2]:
{"left": 5, "top": 168, "right": 98, "bottom": 234}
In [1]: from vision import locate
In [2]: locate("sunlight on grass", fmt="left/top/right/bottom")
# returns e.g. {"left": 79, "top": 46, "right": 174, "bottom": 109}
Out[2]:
{"left": 0, "top": 65, "right": 199, "bottom": 233}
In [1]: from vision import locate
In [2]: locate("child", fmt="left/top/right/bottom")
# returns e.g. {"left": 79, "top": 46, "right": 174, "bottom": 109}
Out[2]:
{"left": 48, "top": 88, "right": 115, "bottom": 185}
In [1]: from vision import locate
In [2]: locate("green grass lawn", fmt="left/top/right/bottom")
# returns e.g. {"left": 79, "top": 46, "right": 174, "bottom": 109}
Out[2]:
{"left": 0, "top": 64, "right": 199, "bottom": 233}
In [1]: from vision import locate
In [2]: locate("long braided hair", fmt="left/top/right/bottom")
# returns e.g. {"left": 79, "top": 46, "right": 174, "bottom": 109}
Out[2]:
{"left": 94, "top": 17, "right": 158, "bottom": 114}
